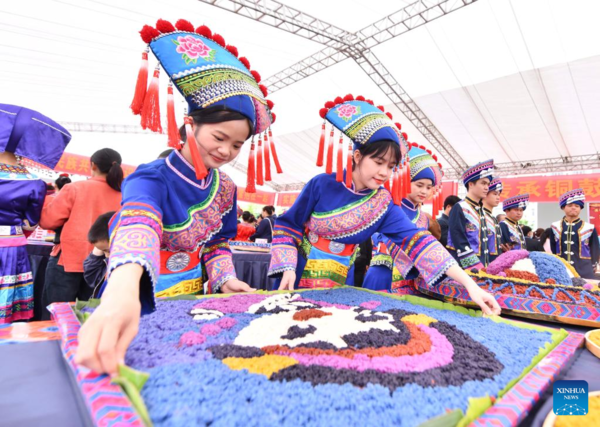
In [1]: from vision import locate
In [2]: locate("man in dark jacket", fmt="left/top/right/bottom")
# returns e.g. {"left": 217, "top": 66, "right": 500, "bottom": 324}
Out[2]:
{"left": 438, "top": 195, "right": 460, "bottom": 248}
{"left": 250, "top": 205, "right": 276, "bottom": 243}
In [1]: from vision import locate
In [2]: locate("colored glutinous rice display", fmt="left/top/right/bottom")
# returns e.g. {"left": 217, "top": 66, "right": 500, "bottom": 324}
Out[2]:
{"left": 418, "top": 250, "right": 600, "bottom": 327}
{"left": 51, "top": 287, "right": 584, "bottom": 426}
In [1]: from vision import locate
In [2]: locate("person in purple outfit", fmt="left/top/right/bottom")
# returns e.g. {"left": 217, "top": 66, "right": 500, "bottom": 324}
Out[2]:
{"left": 0, "top": 104, "right": 71, "bottom": 323}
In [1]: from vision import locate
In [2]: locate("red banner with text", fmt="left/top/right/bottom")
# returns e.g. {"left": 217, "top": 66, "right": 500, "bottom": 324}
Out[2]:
{"left": 22, "top": 152, "right": 137, "bottom": 177}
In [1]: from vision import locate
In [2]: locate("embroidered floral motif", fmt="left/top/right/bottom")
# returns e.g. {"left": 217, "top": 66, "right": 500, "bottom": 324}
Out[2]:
{"left": 172, "top": 35, "right": 216, "bottom": 64}
{"left": 108, "top": 224, "right": 161, "bottom": 287}
{"left": 309, "top": 190, "right": 391, "bottom": 240}
{"left": 336, "top": 104, "right": 361, "bottom": 122}
{"left": 162, "top": 171, "right": 235, "bottom": 252}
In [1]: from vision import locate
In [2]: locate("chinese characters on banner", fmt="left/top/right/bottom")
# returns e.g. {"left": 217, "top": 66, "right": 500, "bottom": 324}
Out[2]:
{"left": 492, "top": 174, "right": 600, "bottom": 202}
{"left": 21, "top": 152, "right": 137, "bottom": 177}
{"left": 431, "top": 174, "right": 600, "bottom": 203}
{"left": 236, "top": 188, "right": 276, "bottom": 205}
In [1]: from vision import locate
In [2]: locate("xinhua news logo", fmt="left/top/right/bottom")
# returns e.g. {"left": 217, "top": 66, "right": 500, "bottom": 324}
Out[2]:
{"left": 553, "top": 380, "right": 588, "bottom": 416}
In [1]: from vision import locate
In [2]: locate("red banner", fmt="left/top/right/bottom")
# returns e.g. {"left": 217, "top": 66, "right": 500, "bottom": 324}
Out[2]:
{"left": 589, "top": 203, "right": 600, "bottom": 235}
{"left": 496, "top": 174, "right": 600, "bottom": 202}
{"left": 237, "top": 188, "right": 276, "bottom": 205}
{"left": 276, "top": 192, "right": 301, "bottom": 207}
{"left": 22, "top": 152, "right": 137, "bottom": 177}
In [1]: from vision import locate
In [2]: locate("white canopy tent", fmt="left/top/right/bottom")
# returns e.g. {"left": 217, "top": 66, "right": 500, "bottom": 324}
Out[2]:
{"left": 2, "top": 0, "right": 600, "bottom": 190}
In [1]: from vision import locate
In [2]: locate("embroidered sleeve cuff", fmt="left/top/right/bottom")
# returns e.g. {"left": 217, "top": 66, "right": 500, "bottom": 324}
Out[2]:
{"left": 394, "top": 231, "right": 457, "bottom": 286}
{"left": 268, "top": 227, "right": 301, "bottom": 275}
{"left": 202, "top": 242, "right": 237, "bottom": 294}
{"left": 268, "top": 245, "right": 298, "bottom": 275}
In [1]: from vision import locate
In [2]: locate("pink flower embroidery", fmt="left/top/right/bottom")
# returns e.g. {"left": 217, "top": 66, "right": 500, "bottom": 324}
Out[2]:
{"left": 336, "top": 104, "right": 360, "bottom": 122}
{"left": 173, "top": 35, "right": 216, "bottom": 64}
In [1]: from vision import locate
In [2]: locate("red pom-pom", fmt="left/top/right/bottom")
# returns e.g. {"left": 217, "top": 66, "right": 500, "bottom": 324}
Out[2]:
{"left": 366, "top": 99, "right": 374, "bottom": 105}
{"left": 419, "top": 145, "right": 426, "bottom": 150}
{"left": 271, "top": 112, "right": 276, "bottom": 123}
{"left": 212, "top": 33, "right": 226, "bottom": 47}
{"left": 259, "top": 84, "right": 268, "bottom": 97}
{"left": 426, "top": 149, "right": 432, "bottom": 155}
{"left": 319, "top": 108, "right": 328, "bottom": 119}
{"left": 266, "top": 100, "right": 274, "bottom": 110}
{"left": 334, "top": 96, "right": 344, "bottom": 105}
{"left": 196, "top": 25, "right": 212, "bottom": 38}
{"left": 250, "top": 70, "right": 261, "bottom": 83}
{"left": 156, "top": 19, "right": 175, "bottom": 34}
{"left": 239, "top": 57, "right": 251, "bottom": 69}
{"left": 175, "top": 19, "right": 194, "bottom": 32}
{"left": 226, "top": 45, "right": 238, "bottom": 57}
{"left": 386, "top": 112, "right": 393, "bottom": 120}
{"left": 395, "top": 122, "right": 402, "bottom": 130}
{"left": 432, "top": 154, "right": 438, "bottom": 161}
{"left": 410, "top": 142, "right": 418, "bottom": 148}
{"left": 343, "top": 94, "right": 354, "bottom": 101}
{"left": 356, "top": 95, "right": 365, "bottom": 101}
{"left": 140, "top": 25, "right": 160, "bottom": 43}
{"left": 438, "top": 163, "right": 443, "bottom": 169}
{"left": 402, "top": 132, "right": 408, "bottom": 140}
{"left": 324, "top": 101, "right": 335, "bottom": 109}
{"left": 377, "top": 105, "right": 385, "bottom": 112}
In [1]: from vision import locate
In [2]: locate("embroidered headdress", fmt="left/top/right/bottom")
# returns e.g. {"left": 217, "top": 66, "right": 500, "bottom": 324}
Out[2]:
{"left": 503, "top": 194, "right": 529, "bottom": 211}
{"left": 488, "top": 178, "right": 503, "bottom": 194}
{"left": 131, "top": 19, "right": 280, "bottom": 191}
{"left": 315, "top": 95, "right": 409, "bottom": 192}
{"left": 559, "top": 188, "right": 585, "bottom": 209}
{"left": 461, "top": 159, "right": 494, "bottom": 187}
{"left": 0, "top": 104, "right": 71, "bottom": 168}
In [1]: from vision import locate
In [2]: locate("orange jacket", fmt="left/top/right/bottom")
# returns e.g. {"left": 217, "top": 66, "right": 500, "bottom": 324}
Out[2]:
{"left": 40, "top": 177, "right": 121, "bottom": 272}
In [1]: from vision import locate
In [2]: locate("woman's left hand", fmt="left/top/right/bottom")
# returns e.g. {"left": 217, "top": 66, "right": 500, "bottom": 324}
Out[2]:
{"left": 221, "top": 279, "right": 254, "bottom": 293}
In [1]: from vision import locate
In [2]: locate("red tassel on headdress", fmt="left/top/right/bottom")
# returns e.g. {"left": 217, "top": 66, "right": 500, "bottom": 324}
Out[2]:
{"left": 326, "top": 127, "right": 334, "bottom": 175}
{"left": 345, "top": 142, "right": 353, "bottom": 188}
{"left": 268, "top": 129, "right": 283, "bottom": 174}
{"left": 166, "top": 84, "right": 180, "bottom": 149}
{"left": 184, "top": 117, "right": 208, "bottom": 180}
{"left": 405, "top": 162, "right": 411, "bottom": 200}
{"left": 246, "top": 139, "right": 256, "bottom": 193}
{"left": 140, "top": 67, "right": 162, "bottom": 133}
{"left": 256, "top": 136, "right": 264, "bottom": 186}
{"left": 317, "top": 121, "right": 326, "bottom": 167}
{"left": 263, "top": 131, "right": 271, "bottom": 181}
{"left": 336, "top": 133, "right": 344, "bottom": 183}
{"left": 130, "top": 49, "right": 149, "bottom": 115}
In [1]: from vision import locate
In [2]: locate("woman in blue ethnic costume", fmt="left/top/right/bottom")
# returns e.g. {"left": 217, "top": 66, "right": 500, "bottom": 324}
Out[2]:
{"left": 362, "top": 145, "right": 443, "bottom": 293}
{"left": 268, "top": 95, "right": 500, "bottom": 317}
{"left": 499, "top": 194, "right": 529, "bottom": 251}
{"left": 447, "top": 160, "right": 494, "bottom": 270}
{"left": 550, "top": 189, "right": 600, "bottom": 279}
{"left": 77, "top": 19, "right": 280, "bottom": 375}
{"left": 483, "top": 178, "right": 503, "bottom": 262}
{"left": 0, "top": 104, "right": 71, "bottom": 322}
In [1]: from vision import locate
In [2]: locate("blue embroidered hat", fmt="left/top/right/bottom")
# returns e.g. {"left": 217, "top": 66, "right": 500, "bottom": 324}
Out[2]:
{"left": 559, "top": 188, "right": 585, "bottom": 208}
{"left": 315, "top": 94, "right": 410, "bottom": 188}
{"left": 503, "top": 194, "right": 529, "bottom": 211}
{"left": 132, "top": 19, "right": 279, "bottom": 190}
{"left": 0, "top": 104, "right": 71, "bottom": 169}
{"left": 408, "top": 145, "right": 442, "bottom": 186}
{"left": 488, "top": 178, "right": 503, "bottom": 193}
{"left": 461, "top": 159, "right": 494, "bottom": 187}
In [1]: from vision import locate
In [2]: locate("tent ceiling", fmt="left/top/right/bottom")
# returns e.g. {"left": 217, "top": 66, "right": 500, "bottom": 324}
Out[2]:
{"left": 2, "top": 0, "right": 600, "bottom": 188}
